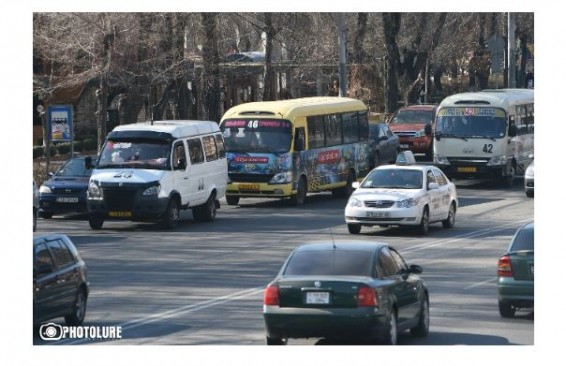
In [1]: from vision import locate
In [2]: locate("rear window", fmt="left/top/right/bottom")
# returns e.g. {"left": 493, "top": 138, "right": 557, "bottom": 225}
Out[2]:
{"left": 510, "top": 226, "right": 534, "bottom": 251}
{"left": 283, "top": 250, "right": 372, "bottom": 276}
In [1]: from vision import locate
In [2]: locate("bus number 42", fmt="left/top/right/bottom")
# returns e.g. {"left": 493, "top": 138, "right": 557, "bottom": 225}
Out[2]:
{"left": 483, "top": 144, "right": 493, "bottom": 153}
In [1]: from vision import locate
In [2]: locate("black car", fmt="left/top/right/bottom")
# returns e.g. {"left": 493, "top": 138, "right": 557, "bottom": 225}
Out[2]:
{"left": 38, "top": 156, "right": 94, "bottom": 218}
{"left": 369, "top": 122, "right": 400, "bottom": 168}
{"left": 33, "top": 233, "right": 89, "bottom": 327}
{"left": 263, "top": 240, "right": 429, "bottom": 345}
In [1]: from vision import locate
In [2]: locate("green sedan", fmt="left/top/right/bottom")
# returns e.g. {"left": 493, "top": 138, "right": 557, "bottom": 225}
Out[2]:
{"left": 263, "top": 240, "right": 429, "bottom": 345}
{"left": 497, "top": 222, "right": 534, "bottom": 317}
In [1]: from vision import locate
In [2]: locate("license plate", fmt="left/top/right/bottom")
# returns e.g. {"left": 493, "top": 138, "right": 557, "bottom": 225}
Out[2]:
{"left": 457, "top": 167, "right": 477, "bottom": 173}
{"left": 399, "top": 144, "right": 409, "bottom": 149}
{"left": 56, "top": 197, "right": 79, "bottom": 203}
{"left": 366, "top": 211, "right": 390, "bottom": 218}
{"left": 239, "top": 184, "right": 260, "bottom": 191}
{"left": 109, "top": 211, "right": 132, "bottom": 218}
{"left": 306, "top": 292, "right": 330, "bottom": 304}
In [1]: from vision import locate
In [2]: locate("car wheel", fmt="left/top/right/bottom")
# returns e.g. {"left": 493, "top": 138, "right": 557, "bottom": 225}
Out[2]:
{"left": 194, "top": 193, "right": 216, "bottom": 222}
{"left": 504, "top": 165, "right": 515, "bottom": 188}
{"left": 498, "top": 300, "right": 516, "bottom": 318}
{"left": 266, "top": 336, "right": 287, "bottom": 345}
{"left": 65, "top": 289, "right": 87, "bottom": 326}
{"left": 226, "top": 195, "right": 240, "bottom": 206}
{"left": 383, "top": 309, "right": 398, "bottom": 345}
{"left": 417, "top": 207, "right": 430, "bottom": 235}
{"left": 410, "top": 294, "right": 430, "bottom": 337}
{"left": 442, "top": 202, "right": 456, "bottom": 228}
{"left": 164, "top": 198, "right": 180, "bottom": 229}
{"left": 40, "top": 211, "right": 53, "bottom": 219}
{"left": 525, "top": 190, "right": 534, "bottom": 198}
{"left": 88, "top": 215, "right": 104, "bottom": 230}
{"left": 33, "top": 208, "right": 38, "bottom": 232}
{"left": 290, "top": 176, "right": 307, "bottom": 206}
{"left": 348, "top": 224, "right": 361, "bottom": 234}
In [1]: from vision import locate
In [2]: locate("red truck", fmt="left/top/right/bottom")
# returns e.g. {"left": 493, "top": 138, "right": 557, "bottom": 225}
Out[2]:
{"left": 387, "top": 104, "right": 437, "bottom": 160}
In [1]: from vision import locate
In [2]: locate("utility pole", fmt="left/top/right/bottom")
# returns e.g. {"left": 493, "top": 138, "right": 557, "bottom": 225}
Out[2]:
{"left": 507, "top": 12, "right": 517, "bottom": 88}
{"left": 338, "top": 13, "right": 347, "bottom": 97}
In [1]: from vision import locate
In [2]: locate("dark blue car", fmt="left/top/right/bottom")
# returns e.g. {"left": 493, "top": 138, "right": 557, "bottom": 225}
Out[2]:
{"left": 39, "top": 156, "right": 94, "bottom": 219}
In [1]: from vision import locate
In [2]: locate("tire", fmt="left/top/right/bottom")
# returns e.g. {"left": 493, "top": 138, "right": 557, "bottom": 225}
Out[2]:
{"left": 348, "top": 224, "right": 361, "bottom": 234}
{"left": 40, "top": 211, "right": 53, "bottom": 219}
{"left": 425, "top": 143, "right": 434, "bottom": 161}
{"left": 226, "top": 195, "right": 240, "bottom": 206}
{"left": 290, "top": 176, "right": 307, "bottom": 206}
{"left": 417, "top": 207, "right": 430, "bottom": 235}
{"left": 65, "top": 289, "right": 87, "bottom": 326}
{"left": 442, "top": 202, "right": 456, "bottom": 229}
{"left": 498, "top": 300, "right": 516, "bottom": 318}
{"left": 266, "top": 336, "right": 287, "bottom": 345}
{"left": 88, "top": 215, "right": 104, "bottom": 230}
{"left": 526, "top": 190, "right": 534, "bottom": 198}
{"left": 373, "top": 152, "right": 380, "bottom": 169}
{"left": 342, "top": 171, "right": 355, "bottom": 197}
{"left": 164, "top": 198, "right": 180, "bottom": 229}
{"left": 33, "top": 208, "right": 38, "bottom": 232}
{"left": 503, "top": 165, "right": 515, "bottom": 188}
{"left": 411, "top": 295, "right": 430, "bottom": 337}
{"left": 193, "top": 193, "right": 217, "bottom": 222}
{"left": 383, "top": 309, "right": 398, "bottom": 345}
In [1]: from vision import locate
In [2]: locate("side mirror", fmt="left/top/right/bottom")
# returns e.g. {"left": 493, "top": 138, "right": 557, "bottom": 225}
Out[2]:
{"left": 428, "top": 182, "right": 439, "bottom": 190}
{"left": 352, "top": 181, "right": 360, "bottom": 189}
{"left": 85, "top": 156, "right": 94, "bottom": 170}
{"left": 409, "top": 264, "right": 423, "bottom": 274}
{"left": 508, "top": 124, "right": 517, "bottom": 137}
{"left": 424, "top": 123, "right": 432, "bottom": 136}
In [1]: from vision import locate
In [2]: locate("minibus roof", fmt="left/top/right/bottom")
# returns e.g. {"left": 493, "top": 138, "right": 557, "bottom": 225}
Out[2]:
{"left": 111, "top": 120, "right": 220, "bottom": 139}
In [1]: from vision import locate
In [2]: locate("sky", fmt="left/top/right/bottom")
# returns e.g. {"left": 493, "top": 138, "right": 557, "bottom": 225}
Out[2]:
{"left": 2, "top": 1, "right": 560, "bottom": 365}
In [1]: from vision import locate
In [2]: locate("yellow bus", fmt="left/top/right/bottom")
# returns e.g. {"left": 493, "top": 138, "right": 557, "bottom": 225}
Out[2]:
{"left": 219, "top": 97, "right": 371, "bottom": 205}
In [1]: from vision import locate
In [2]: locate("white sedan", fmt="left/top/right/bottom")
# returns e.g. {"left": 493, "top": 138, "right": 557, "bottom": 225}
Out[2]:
{"left": 345, "top": 153, "right": 458, "bottom": 235}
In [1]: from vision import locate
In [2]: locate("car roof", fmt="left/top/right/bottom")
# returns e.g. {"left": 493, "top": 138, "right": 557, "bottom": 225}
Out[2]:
{"left": 520, "top": 222, "right": 534, "bottom": 230}
{"left": 33, "top": 233, "right": 70, "bottom": 245}
{"left": 373, "top": 164, "right": 432, "bottom": 172}
{"left": 396, "top": 104, "right": 437, "bottom": 111}
{"left": 293, "top": 240, "right": 389, "bottom": 253}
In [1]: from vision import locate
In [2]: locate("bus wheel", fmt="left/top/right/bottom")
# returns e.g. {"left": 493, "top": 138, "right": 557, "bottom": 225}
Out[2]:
{"left": 226, "top": 195, "right": 240, "bottom": 206}
{"left": 88, "top": 215, "right": 104, "bottom": 230}
{"left": 290, "top": 177, "right": 307, "bottom": 206}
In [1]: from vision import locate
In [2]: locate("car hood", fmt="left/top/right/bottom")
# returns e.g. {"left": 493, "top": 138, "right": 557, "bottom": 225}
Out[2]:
{"left": 351, "top": 188, "right": 422, "bottom": 201}
{"left": 90, "top": 169, "right": 166, "bottom": 184}
{"left": 43, "top": 176, "right": 90, "bottom": 189}
{"left": 389, "top": 123, "right": 427, "bottom": 132}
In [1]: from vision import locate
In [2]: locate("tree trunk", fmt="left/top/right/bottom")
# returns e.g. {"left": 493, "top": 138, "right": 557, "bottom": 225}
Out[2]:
{"left": 201, "top": 13, "right": 221, "bottom": 122}
{"left": 382, "top": 13, "right": 401, "bottom": 114}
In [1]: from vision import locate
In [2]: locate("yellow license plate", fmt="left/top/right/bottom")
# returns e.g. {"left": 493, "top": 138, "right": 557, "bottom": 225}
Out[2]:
{"left": 239, "top": 184, "right": 260, "bottom": 191}
{"left": 457, "top": 167, "right": 477, "bottom": 173}
{"left": 109, "top": 211, "right": 132, "bottom": 217}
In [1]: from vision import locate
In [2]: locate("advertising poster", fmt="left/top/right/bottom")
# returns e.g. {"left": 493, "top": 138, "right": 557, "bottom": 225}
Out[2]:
{"left": 48, "top": 105, "right": 73, "bottom": 142}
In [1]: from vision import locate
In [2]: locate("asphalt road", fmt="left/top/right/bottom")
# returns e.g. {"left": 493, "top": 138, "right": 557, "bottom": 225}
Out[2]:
{"left": 33, "top": 179, "right": 534, "bottom": 348}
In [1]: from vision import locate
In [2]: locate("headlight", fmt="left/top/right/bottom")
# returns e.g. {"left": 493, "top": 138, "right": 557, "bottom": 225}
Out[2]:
{"left": 525, "top": 166, "right": 534, "bottom": 178}
{"left": 434, "top": 154, "right": 450, "bottom": 165}
{"left": 87, "top": 181, "right": 103, "bottom": 200}
{"left": 348, "top": 197, "right": 363, "bottom": 207}
{"left": 142, "top": 184, "right": 161, "bottom": 196}
{"left": 486, "top": 155, "right": 507, "bottom": 166}
{"left": 269, "top": 172, "right": 292, "bottom": 184}
{"left": 397, "top": 197, "right": 420, "bottom": 208}
{"left": 414, "top": 129, "right": 425, "bottom": 137}
{"left": 39, "top": 185, "right": 52, "bottom": 194}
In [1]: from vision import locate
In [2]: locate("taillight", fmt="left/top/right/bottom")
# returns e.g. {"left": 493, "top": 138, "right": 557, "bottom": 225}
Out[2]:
{"left": 264, "top": 284, "right": 279, "bottom": 306}
{"left": 357, "top": 286, "right": 378, "bottom": 307}
{"left": 498, "top": 255, "right": 513, "bottom": 277}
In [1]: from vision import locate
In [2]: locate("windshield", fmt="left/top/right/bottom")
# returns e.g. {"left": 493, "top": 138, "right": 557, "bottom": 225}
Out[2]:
{"left": 56, "top": 158, "right": 92, "bottom": 177}
{"left": 361, "top": 169, "right": 423, "bottom": 189}
{"left": 390, "top": 109, "right": 434, "bottom": 124}
{"left": 283, "top": 250, "right": 372, "bottom": 276}
{"left": 220, "top": 119, "right": 292, "bottom": 153}
{"left": 97, "top": 139, "right": 171, "bottom": 170}
{"left": 436, "top": 107, "right": 507, "bottom": 139}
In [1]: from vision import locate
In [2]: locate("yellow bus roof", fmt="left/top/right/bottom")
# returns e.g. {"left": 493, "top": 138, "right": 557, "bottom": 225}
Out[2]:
{"left": 220, "top": 97, "right": 367, "bottom": 122}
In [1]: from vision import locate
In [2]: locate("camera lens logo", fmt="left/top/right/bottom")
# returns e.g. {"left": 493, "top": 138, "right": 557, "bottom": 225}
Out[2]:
{"left": 39, "top": 323, "right": 63, "bottom": 341}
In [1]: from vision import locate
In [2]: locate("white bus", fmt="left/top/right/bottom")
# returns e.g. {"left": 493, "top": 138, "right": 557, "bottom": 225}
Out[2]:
{"left": 433, "top": 89, "right": 534, "bottom": 186}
